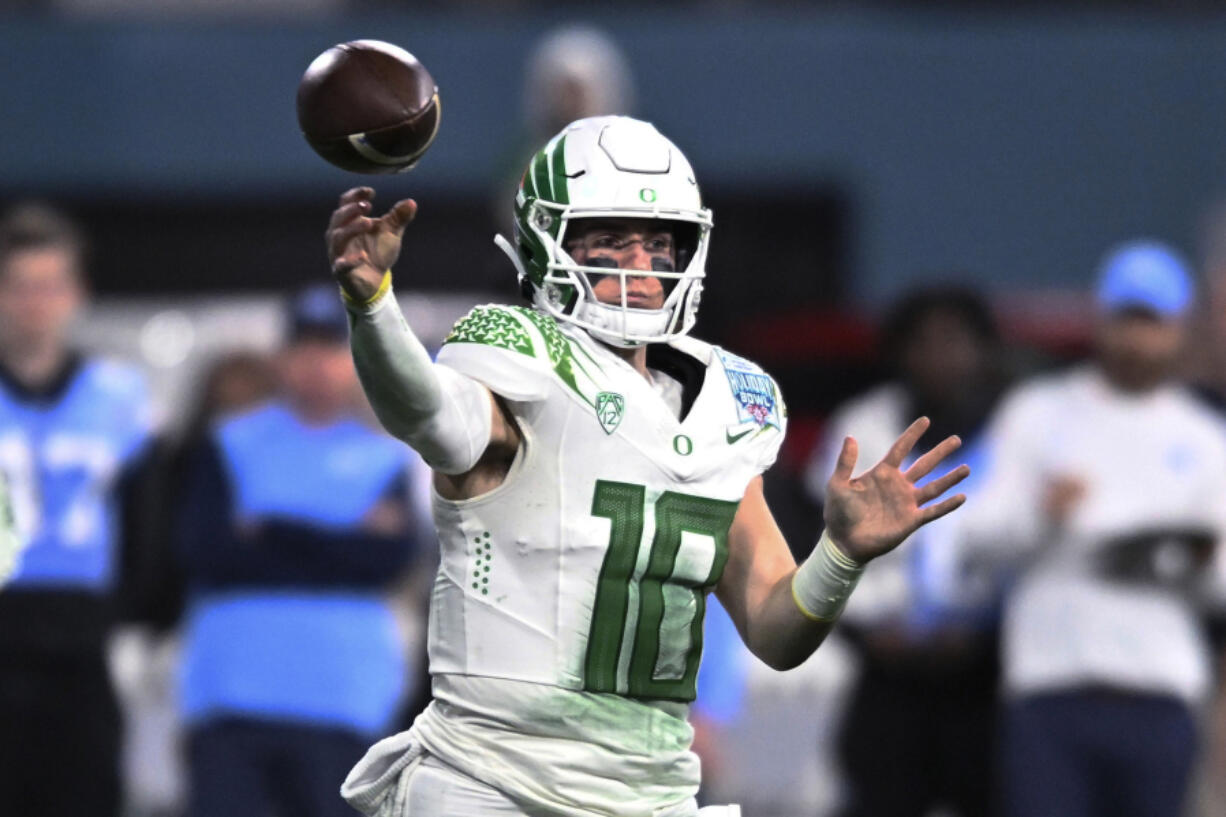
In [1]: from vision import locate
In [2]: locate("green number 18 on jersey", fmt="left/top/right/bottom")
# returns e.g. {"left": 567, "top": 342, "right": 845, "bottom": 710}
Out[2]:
{"left": 583, "top": 480, "right": 739, "bottom": 701}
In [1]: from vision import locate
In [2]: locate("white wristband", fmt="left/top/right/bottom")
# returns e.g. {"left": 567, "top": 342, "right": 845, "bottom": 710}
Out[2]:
{"left": 791, "top": 530, "right": 866, "bottom": 622}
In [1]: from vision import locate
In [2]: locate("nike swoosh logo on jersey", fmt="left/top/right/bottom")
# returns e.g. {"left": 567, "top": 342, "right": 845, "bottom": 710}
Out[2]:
{"left": 725, "top": 427, "right": 754, "bottom": 444}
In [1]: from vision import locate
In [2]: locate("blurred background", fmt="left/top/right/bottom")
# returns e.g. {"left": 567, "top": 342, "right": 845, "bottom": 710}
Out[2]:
{"left": 3, "top": 1, "right": 1226, "bottom": 816}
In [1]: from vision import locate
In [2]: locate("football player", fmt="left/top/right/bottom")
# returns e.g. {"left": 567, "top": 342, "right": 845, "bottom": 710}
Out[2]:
{"left": 327, "top": 116, "right": 969, "bottom": 817}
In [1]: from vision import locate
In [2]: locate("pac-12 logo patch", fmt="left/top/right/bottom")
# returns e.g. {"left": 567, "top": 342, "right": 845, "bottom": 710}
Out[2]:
{"left": 718, "top": 350, "right": 779, "bottom": 428}
{"left": 595, "top": 392, "right": 625, "bottom": 434}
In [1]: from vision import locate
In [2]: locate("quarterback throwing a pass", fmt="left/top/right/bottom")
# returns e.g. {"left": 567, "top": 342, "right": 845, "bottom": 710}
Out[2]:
{"left": 328, "top": 117, "right": 969, "bottom": 817}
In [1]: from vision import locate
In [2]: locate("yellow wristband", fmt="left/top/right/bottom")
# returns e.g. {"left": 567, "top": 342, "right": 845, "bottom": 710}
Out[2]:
{"left": 340, "top": 270, "right": 392, "bottom": 308}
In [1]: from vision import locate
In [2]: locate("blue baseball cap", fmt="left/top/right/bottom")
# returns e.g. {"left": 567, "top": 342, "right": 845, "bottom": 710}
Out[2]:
{"left": 1095, "top": 240, "right": 1193, "bottom": 319}
{"left": 287, "top": 284, "right": 350, "bottom": 342}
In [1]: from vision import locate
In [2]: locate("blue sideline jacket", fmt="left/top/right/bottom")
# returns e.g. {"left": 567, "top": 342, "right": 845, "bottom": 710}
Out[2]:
{"left": 177, "top": 401, "right": 419, "bottom": 736}
{"left": 0, "top": 357, "right": 151, "bottom": 592}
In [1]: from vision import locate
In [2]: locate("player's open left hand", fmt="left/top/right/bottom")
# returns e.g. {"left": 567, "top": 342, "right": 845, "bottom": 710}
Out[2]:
{"left": 823, "top": 416, "right": 969, "bottom": 564}
{"left": 326, "top": 187, "right": 417, "bottom": 302}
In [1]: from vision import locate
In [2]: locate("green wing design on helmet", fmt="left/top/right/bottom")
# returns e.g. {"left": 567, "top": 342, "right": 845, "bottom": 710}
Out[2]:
{"left": 521, "top": 133, "right": 570, "bottom": 207}
{"left": 515, "top": 134, "right": 570, "bottom": 287}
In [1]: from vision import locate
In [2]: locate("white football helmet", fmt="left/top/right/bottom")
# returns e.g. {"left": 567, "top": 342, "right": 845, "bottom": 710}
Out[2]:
{"left": 495, "top": 116, "right": 713, "bottom": 347}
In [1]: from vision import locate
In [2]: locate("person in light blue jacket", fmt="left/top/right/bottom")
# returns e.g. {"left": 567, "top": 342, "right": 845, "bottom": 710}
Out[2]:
{"left": 0, "top": 204, "right": 154, "bottom": 817}
{"left": 176, "top": 286, "right": 424, "bottom": 817}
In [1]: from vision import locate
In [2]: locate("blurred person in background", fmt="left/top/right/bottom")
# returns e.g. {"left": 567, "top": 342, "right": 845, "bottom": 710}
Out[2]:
{"left": 0, "top": 203, "right": 155, "bottom": 817}
{"left": 804, "top": 285, "right": 1007, "bottom": 817}
{"left": 184, "top": 350, "right": 281, "bottom": 434}
{"left": 520, "top": 24, "right": 635, "bottom": 148}
{"left": 956, "top": 241, "right": 1226, "bottom": 817}
{"left": 1189, "top": 199, "right": 1226, "bottom": 409}
{"left": 690, "top": 597, "right": 753, "bottom": 807}
{"left": 114, "top": 350, "right": 279, "bottom": 817}
{"left": 1201, "top": 686, "right": 1226, "bottom": 817}
{"left": 495, "top": 23, "right": 635, "bottom": 236}
{"left": 1149, "top": 207, "right": 1226, "bottom": 817}
{"left": 174, "top": 285, "right": 426, "bottom": 817}
{"left": 136, "top": 350, "right": 279, "bottom": 632}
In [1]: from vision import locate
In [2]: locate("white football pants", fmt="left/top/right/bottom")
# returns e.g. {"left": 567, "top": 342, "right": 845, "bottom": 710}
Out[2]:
{"left": 399, "top": 755, "right": 741, "bottom": 817}
{"left": 401, "top": 755, "right": 525, "bottom": 815}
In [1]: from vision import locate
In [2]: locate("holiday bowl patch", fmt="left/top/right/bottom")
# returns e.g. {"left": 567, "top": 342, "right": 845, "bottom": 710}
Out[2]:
{"left": 717, "top": 350, "right": 780, "bottom": 428}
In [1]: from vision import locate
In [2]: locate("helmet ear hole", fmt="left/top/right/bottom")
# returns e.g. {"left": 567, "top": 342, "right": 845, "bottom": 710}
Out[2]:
{"left": 531, "top": 203, "right": 554, "bottom": 232}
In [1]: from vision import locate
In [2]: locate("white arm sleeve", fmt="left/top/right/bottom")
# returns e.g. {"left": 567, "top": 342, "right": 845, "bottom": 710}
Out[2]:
{"left": 346, "top": 285, "right": 493, "bottom": 475}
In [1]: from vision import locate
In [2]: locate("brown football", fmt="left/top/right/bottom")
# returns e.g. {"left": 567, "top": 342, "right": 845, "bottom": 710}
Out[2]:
{"left": 296, "top": 40, "right": 440, "bottom": 174}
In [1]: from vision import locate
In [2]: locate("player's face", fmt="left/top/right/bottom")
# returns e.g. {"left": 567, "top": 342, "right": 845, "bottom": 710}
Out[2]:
{"left": 279, "top": 338, "right": 359, "bottom": 421}
{"left": 203, "top": 354, "right": 276, "bottom": 420}
{"left": 0, "top": 247, "right": 84, "bottom": 352}
{"left": 566, "top": 219, "right": 675, "bottom": 310}
{"left": 1095, "top": 308, "right": 1185, "bottom": 391}
{"left": 900, "top": 309, "right": 989, "bottom": 403}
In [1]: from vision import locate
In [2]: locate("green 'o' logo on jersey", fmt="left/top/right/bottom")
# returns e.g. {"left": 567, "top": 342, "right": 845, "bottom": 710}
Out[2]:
{"left": 595, "top": 392, "right": 625, "bottom": 435}
{"left": 639, "top": 188, "right": 657, "bottom": 203}
{"left": 673, "top": 434, "right": 693, "bottom": 456}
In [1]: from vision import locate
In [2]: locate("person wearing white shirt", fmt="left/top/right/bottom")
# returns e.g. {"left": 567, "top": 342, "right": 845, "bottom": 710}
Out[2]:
{"left": 957, "top": 241, "right": 1226, "bottom": 817}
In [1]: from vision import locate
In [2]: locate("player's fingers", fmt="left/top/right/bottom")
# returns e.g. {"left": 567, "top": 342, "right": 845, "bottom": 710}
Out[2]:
{"left": 327, "top": 216, "right": 378, "bottom": 259}
{"left": 915, "top": 464, "right": 971, "bottom": 505}
{"left": 904, "top": 435, "right": 963, "bottom": 483}
{"left": 917, "top": 493, "right": 967, "bottom": 525}
{"left": 883, "top": 416, "right": 930, "bottom": 468}
{"left": 331, "top": 253, "right": 367, "bottom": 276}
{"left": 381, "top": 199, "right": 418, "bottom": 234}
{"left": 327, "top": 200, "right": 373, "bottom": 231}
{"left": 338, "top": 186, "right": 375, "bottom": 206}
{"left": 829, "top": 436, "right": 858, "bottom": 485}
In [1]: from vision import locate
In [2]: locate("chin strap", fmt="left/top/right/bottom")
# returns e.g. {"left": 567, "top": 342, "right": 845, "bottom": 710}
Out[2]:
{"left": 577, "top": 300, "right": 669, "bottom": 348}
{"left": 494, "top": 234, "right": 528, "bottom": 283}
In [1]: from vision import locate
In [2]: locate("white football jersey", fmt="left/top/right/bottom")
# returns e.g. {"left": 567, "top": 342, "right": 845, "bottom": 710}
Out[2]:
{"left": 408, "top": 304, "right": 786, "bottom": 817}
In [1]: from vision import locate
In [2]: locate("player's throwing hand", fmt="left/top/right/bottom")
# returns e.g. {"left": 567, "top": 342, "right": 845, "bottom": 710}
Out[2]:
{"left": 326, "top": 187, "right": 417, "bottom": 302}
{"left": 823, "top": 416, "right": 970, "bottom": 563}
